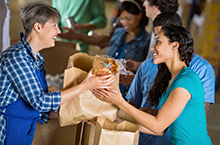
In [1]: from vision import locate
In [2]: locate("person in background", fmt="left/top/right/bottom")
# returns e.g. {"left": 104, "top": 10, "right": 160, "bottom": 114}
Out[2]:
{"left": 126, "top": 0, "right": 179, "bottom": 73}
{"left": 93, "top": 24, "right": 213, "bottom": 145}
{"left": 58, "top": 0, "right": 124, "bottom": 51}
{"left": 0, "top": 0, "right": 11, "bottom": 53}
{"left": 52, "top": 0, "right": 107, "bottom": 53}
{"left": 0, "top": 2, "right": 114, "bottom": 145}
{"left": 0, "top": 0, "right": 7, "bottom": 53}
{"left": 108, "top": 0, "right": 150, "bottom": 97}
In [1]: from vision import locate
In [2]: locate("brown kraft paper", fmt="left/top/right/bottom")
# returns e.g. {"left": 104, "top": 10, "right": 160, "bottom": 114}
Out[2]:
{"left": 59, "top": 53, "right": 119, "bottom": 126}
{"left": 93, "top": 117, "right": 139, "bottom": 145}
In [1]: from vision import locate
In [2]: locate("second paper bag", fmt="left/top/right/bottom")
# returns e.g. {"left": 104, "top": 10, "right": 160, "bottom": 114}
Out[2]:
{"left": 59, "top": 53, "right": 119, "bottom": 126}
{"left": 93, "top": 117, "right": 139, "bottom": 145}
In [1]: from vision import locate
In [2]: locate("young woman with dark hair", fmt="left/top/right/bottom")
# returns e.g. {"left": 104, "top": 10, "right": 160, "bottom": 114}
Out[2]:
{"left": 92, "top": 24, "right": 213, "bottom": 145}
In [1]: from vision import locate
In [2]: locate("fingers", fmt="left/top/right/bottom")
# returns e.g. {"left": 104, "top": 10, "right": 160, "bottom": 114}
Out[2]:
{"left": 99, "top": 74, "right": 115, "bottom": 86}
{"left": 91, "top": 89, "right": 106, "bottom": 100}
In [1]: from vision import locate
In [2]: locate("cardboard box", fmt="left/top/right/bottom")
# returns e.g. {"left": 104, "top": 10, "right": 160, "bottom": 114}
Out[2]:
{"left": 40, "top": 41, "right": 80, "bottom": 75}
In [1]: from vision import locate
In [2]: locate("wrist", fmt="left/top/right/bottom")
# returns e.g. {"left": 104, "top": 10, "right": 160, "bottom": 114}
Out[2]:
{"left": 118, "top": 97, "right": 127, "bottom": 109}
{"left": 80, "top": 81, "right": 89, "bottom": 93}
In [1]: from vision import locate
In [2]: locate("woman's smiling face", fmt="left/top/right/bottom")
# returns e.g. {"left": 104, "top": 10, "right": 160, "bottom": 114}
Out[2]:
{"left": 151, "top": 30, "right": 173, "bottom": 64}
{"left": 120, "top": 10, "right": 142, "bottom": 32}
{"left": 39, "top": 19, "right": 61, "bottom": 48}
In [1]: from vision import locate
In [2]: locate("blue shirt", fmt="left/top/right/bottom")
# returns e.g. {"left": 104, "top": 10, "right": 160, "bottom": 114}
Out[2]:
{"left": 0, "top": 33, "right": 61, "bottom": 144}
{"left": 108, "top": 27, "right": 150, "bottom": 61}
{"left": 126, "top": 54, "right": 215, "bottom": 145}
{"left": 159, "top": 67, "right": 212, "bottom": 145}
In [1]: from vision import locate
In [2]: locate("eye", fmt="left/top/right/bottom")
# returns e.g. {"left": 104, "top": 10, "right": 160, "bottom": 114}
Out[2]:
{"left": 125, "top": 17, "right": 131, "bottom": 21}
{"left": 155, "top": 40, "right": 160, "bottom": 45}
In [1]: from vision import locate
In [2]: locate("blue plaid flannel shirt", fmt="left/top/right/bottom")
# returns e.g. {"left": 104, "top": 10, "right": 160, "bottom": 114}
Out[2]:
{"left": 0, "top": 33, "right": 61, "bottom": 144}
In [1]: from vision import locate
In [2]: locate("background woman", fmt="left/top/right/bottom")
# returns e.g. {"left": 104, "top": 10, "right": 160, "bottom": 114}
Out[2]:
{"left": 92, "top": 24, "right": 213, "bottom": 144}
{"left": 108, "top": 0, "right": 150, "bottom": 97}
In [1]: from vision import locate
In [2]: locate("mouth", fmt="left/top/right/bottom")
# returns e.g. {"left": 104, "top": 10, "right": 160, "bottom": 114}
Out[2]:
{"left": 52, "top": 36, "right": 57, "bottom": 41}
{"left": 124, "top": 26, "right": 129, "bottom": 30}
{"left": 153, "top": 52, "right": 157, "bottom": 57}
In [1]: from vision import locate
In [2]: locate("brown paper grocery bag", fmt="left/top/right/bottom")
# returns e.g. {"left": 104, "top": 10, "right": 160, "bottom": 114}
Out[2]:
{"left": 93, "top": 117, "right": 139, "bottom": 145}
{"left": 59, "top": 53, "right": 119, "bottom": 126}
{"left": 81, "top": 118, "right": 97, "bottom": 145}
{"left": 32, "top": 119, "right": 81, "bottom": 145}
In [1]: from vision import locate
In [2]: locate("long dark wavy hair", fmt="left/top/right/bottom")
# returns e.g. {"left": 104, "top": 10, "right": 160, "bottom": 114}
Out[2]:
{"left": 147, "top": 24, "right": 194, "bottom": 107}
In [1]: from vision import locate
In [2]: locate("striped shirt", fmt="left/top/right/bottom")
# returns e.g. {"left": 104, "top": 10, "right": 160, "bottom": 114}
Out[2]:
{"left": 0, "top": 33, "right": 61, "bottom": 144}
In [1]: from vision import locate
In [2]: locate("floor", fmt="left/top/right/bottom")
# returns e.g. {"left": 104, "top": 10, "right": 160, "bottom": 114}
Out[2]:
{"left": 8, "top": 0, "right": 220, "bottom": 144}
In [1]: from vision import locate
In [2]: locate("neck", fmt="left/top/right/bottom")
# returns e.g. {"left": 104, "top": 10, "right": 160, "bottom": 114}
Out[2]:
{"left": 127, "top": 26, "right": 141, "bottom": 37}
{"left": 26, "top": 34, "right": 42, "bottom": 59}
{"left": 166, "top": 55, "right": 187, "bottom": 81}
{"left": 152, "top": 11, "right": 161, "bottom": 20}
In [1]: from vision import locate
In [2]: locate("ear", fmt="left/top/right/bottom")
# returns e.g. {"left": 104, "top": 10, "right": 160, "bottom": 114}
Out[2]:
{"left": 33, "top": 22, "right": 42, "bottom": 34}
{"left": 153, "top": 5, "right": 160, "bottom": 12}
{"left": 172, "top": 41, "right": 179, "bottom": 50}
{"left": 137, "top": 12, "right": 142, "bottom": 21}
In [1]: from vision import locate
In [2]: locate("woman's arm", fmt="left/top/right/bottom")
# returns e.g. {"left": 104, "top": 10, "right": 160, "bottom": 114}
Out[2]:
{"left": 92, "top": 87, "right": 191, "bottom": 134}
{"left": 58, "top": 28, "right": 111, "bottom": 48}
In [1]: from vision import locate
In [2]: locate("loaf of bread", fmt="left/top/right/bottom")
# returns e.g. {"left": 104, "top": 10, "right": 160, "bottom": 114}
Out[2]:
{"left": 92, "top": 57, "right": 118, "bottom": 75}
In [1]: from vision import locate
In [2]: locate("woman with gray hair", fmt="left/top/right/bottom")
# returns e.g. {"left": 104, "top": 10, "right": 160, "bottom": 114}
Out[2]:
{"left": 0, "top": 2, "right": 114, "bottom": 145}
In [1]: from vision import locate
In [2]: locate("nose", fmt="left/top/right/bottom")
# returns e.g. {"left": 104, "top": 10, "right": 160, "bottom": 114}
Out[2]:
{"left": 150, "top": 43, "right": 156, "bottom": 51}
{"left": 120, "top": 19, "right": 126, "bottom": 27}
{"left": 57, "top": 27, "right": 61, "bottom": 34}
{"left": 143, "top": 1, "right": 146, "bottom": 7}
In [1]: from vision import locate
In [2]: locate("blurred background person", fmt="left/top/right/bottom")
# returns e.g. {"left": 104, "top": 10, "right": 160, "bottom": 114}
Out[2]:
{"left": 58, "top": 0, "right": 124, "bottom": 52}
{"left": 0, "top": 0, "right": 11, "bottom": 53}
{"left": 126, "top": 0, "right": 179, "bottom": 73}
{"left": 52, "top": 0, "right": 107, "bottom": 53}
{"left": 108, "top": 0, "right": 150, "bottom": 97}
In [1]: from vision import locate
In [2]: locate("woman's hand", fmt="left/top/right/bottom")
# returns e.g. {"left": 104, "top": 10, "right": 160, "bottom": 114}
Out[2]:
{"left": 84, "top": 69, "right": 115, "bottom": 90}
{"left": 91, "top": 88, "right": 125, "bottom": 107}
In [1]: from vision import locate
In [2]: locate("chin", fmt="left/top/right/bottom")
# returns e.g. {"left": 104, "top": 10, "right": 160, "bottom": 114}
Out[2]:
{"left": 153, "top": 59, "right": 160, "bottom": 65}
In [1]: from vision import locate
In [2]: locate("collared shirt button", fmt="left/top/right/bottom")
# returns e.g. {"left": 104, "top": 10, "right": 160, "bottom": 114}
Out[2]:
{"left": 124, "top": 50, "right": 128, "bottom": 53}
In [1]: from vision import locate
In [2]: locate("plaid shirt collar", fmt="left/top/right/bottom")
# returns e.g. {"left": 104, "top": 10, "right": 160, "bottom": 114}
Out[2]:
{"left": 20, "top": 33, "right": 46, "bottom": 72}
